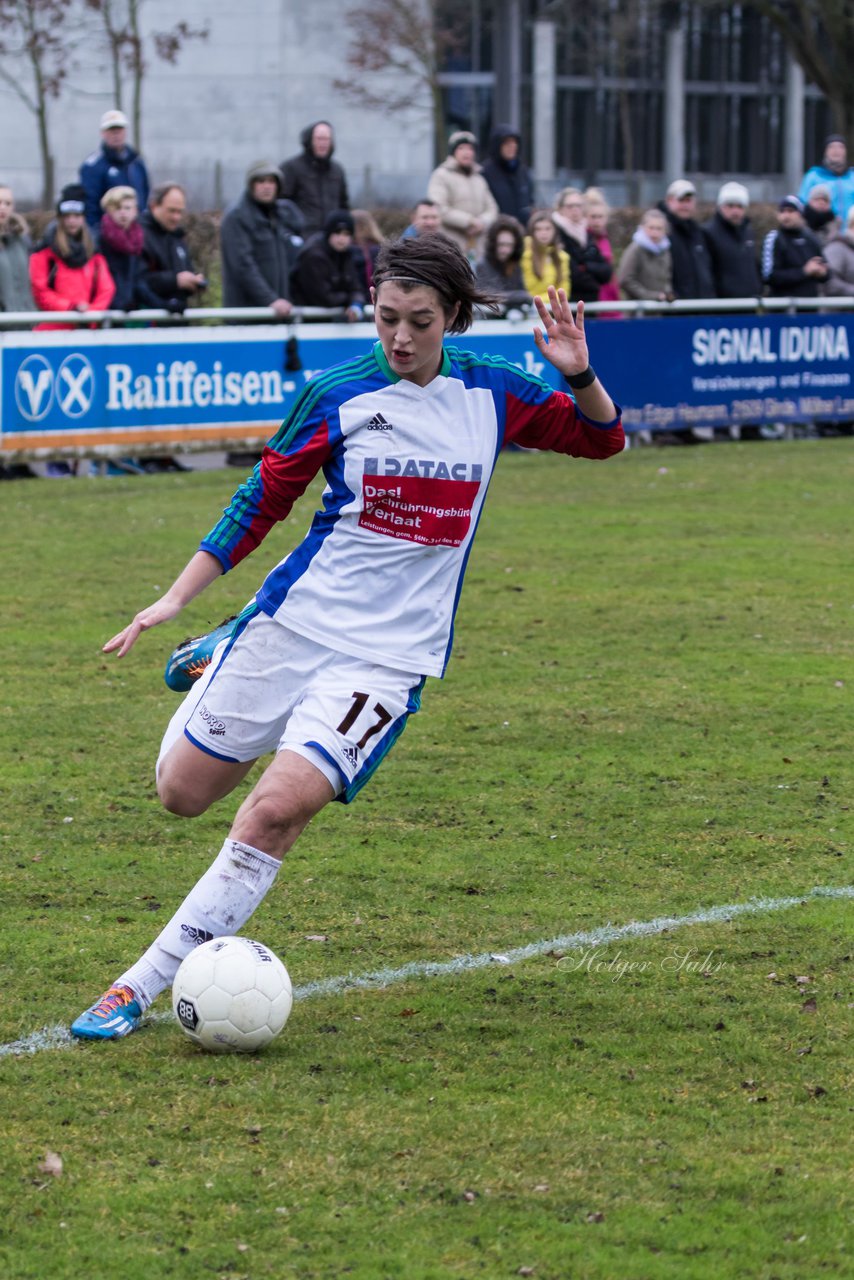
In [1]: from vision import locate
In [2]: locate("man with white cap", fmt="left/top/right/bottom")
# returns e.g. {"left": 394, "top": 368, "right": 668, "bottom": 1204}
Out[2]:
{"left": 658, "top": 178, "right": 715, "bottom": 301}
{"left": 701, "top": 181, "right": 761, "bottom": 298}
{"left": 79, "top": 109, "right": 151, "bottom": 230}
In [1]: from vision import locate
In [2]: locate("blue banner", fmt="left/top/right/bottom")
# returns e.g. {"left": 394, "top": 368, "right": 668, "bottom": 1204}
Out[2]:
{"left": 2, "top": 312, "right": 852, "bottom": 454}
{"left": 581, "top": 312, "right": 854, "bottom": 432}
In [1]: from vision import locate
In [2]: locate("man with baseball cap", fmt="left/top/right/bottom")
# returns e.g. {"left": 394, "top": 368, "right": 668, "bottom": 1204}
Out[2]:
{"left": 798, "top": 135, "right": 854, "bottom": 224}
{"left": 79, "top": 108, "right": 150, "bottom": 229}
{"left": 701, "top": 181, "right": 761, "bottom": 298}
{"left": 658, "top": 178, "right": 715, "bottom": 301}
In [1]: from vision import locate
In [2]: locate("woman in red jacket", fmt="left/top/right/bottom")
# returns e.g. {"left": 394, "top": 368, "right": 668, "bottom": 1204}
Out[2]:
{"left": 29, "top": 183, "right": 115, "bottom": 330}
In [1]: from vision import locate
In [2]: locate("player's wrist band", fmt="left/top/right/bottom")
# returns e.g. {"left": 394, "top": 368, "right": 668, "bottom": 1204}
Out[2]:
{"left": 566, "top": 365, "right": 596, "bottom": 389}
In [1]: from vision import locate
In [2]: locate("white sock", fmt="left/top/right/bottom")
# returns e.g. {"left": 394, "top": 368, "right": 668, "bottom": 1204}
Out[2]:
{"left": 116, "top": 839, "right": 281, "bottom": 1008}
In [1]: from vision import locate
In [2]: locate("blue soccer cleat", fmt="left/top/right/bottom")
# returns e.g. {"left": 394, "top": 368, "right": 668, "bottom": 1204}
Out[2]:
{"left": 163, "top": 616, "right": 237, "bottom": 692}
{"left": 71, "top": 984, "right": 143, "bottom": 1041}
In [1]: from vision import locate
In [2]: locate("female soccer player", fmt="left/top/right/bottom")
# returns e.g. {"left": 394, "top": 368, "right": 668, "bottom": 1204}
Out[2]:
{"left": 72, "top": 233, "right": 624, "bottom": 1039}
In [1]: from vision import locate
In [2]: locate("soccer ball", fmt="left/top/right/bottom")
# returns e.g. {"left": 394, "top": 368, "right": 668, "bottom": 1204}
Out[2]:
{"left": 172, "top": 936, "right": 293, "bottom": 1054}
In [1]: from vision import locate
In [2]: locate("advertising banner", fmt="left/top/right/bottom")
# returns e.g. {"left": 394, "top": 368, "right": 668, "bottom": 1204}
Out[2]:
{"left": 1, "top": 312, "right": 852, "bottom": 457}
{"left": 591, "top": 312, "right": 854, "bottom": 433}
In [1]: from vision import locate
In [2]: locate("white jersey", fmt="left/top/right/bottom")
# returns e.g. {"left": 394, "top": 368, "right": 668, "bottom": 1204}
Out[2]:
{"left": 201, "top": 341, "right": 623, "bottom": 677}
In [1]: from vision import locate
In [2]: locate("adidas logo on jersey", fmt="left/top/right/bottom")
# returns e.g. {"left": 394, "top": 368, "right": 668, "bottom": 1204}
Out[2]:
{"left": 366, "top": 412, "right": 394, "bottom": 431}
{"left": 342, "top": 746, "right": 359, "bottom": 767}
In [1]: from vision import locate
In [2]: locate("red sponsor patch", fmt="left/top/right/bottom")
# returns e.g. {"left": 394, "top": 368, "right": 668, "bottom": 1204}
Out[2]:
{"left": 360, "top": 475, "right": 479, "bottom": 546}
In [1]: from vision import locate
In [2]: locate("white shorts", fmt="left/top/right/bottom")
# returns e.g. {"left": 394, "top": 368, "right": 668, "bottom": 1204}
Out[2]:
{"left": 158, "top": 606, "right": 425, "bottom": 803}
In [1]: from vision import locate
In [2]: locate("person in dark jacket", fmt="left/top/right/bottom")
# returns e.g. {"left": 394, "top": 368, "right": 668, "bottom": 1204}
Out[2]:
{"left": 481, "top": 125, "right": 535, "bottom": 227}
{"left": 762, "top": 195, "right": 829, "bottom": 297}
{"left": 290, "top": 209, "right": 364, "bottom": 320}
{"left": 79, "top": 109, "right": 150, "bottom": 230}
{"left": 550, "top": 187, "right": 611, "bottom": 304}
{"left": 98, "top": 186, "right": 162, "bottom": 311}
{"left": 659, "top": 179, "right": 715, "bottom": 300}
{"left": 139, "top": 184, "right": 207, "bottom": 314}
{"left": 220, "top": 161, "right": 304, "bottom": 315}
{"left": 701, "top": 181, "right": 762, "bottom": 298}
{"left": 280, "top": 122, "right": 350, "bottom": 239}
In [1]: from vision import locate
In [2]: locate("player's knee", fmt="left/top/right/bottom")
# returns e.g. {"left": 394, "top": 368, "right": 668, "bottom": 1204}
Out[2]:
{"left": 156, "top": 772, "right": 210, "bottom": 818}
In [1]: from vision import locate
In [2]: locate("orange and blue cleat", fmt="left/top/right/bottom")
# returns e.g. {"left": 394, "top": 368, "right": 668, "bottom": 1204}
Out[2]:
{"left": 163, "top": 616, "right": 237, "bottom": 692}
{"left": 71, "top": 984, "right": 143, "bottom": 1040}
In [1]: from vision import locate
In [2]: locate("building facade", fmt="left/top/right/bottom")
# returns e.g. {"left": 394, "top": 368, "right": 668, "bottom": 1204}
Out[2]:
{"left": 0, "top": 0, "right": 834, "bottom": 211}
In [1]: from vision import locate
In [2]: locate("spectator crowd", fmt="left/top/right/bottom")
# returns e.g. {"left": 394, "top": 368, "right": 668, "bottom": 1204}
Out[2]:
{"left": 2, "top": 116, "right": 854, "bottom": 324}
{"left": 1, "top": 114, "right": 853, "bottom": 474}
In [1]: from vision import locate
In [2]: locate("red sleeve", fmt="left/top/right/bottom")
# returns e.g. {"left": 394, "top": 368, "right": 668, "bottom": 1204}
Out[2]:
{"left": 200, "top": 422, "right": 333, "bottom": 571}
{"left": 505, "top": 387, "right": 624, "bottom": 458}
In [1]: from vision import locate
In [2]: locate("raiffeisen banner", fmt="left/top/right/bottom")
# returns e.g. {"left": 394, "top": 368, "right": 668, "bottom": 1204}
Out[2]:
{"left": 1, "top": 313, "right": 852, "bottom": 456}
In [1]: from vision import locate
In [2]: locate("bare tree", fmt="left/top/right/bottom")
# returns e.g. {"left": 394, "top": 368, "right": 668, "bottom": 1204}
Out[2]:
{"left": 333, "top": 0, "right": 466, "bottom": 163}
{"left": 0, "top": 0, "right": 75, "bottom": 205}
{"left": 84, "top": 0, "right": 208, "bottom": 146}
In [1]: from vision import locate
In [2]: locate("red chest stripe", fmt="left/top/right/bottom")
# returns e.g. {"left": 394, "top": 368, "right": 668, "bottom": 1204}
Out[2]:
{"left": 359, "top": 474, "right": 480, "bottom": 547}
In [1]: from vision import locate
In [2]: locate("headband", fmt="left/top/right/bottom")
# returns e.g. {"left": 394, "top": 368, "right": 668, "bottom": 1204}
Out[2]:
{"left": 374, "top": 274, "right": 432, "bottom": 287}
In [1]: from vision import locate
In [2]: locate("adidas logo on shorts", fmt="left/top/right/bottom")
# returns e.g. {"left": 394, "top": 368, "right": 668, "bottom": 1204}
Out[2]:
{"left": 366, "top": 413, "right": 394, "bottom": 431}
{"left": 342, "top": 746, "right": 359, "bottom": 767}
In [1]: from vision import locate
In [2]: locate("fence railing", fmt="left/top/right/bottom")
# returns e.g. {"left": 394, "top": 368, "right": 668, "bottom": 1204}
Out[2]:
{"left": 1, "top": 296, "right": 853, "bottom": 330}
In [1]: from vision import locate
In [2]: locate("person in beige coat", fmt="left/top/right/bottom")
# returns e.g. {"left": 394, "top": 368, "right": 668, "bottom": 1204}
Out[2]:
{"left": 427, "top": 131, "right": 498, "bottom": 260}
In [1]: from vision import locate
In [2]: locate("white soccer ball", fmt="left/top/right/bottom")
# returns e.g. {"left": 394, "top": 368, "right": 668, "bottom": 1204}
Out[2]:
{"left": 172, "top": 936, "right": 293, "bottom": 1054}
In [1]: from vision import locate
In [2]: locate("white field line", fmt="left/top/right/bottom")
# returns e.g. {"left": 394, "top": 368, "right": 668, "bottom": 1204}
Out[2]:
{"left": 3, "top": 883, "right": 851, "bottom": 1059}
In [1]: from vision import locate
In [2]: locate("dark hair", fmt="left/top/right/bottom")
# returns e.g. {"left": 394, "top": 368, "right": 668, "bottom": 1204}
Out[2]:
{"left": 373, "top": 234, "right": 499, "bottom": 333}
{"left": 484, "top": 215, "right": 524, "bottom": 276}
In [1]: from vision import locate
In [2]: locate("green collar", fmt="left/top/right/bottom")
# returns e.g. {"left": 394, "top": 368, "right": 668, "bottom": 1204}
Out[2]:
{"left": 373, "top": 341, "right": 451, "bottom": 385}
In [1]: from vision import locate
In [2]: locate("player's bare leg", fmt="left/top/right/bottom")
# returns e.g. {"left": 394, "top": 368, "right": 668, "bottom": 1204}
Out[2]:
{"left": 71, "top": 750, "right": 334, "bottom": 1040}
{"left": 156, "top": 735, "right": 257, "bottom": 817}
{"left": 229, "top": 749, "right": 335, "bottom": 860}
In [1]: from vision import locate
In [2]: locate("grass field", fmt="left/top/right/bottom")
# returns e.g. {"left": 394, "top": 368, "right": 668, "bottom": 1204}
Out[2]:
{"left": 1, "top": 439, "right": 852, "bottom": 1280}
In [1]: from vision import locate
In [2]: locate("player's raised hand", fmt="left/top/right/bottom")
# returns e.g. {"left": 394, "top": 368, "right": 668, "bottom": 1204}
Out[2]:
{"left": 532, "top": 288, "right": 589, "bottom": 379}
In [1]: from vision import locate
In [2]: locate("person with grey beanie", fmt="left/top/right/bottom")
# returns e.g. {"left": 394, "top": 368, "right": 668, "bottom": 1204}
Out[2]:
{"left": 220, "top": 160, "right": 304, "bottom": 315}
